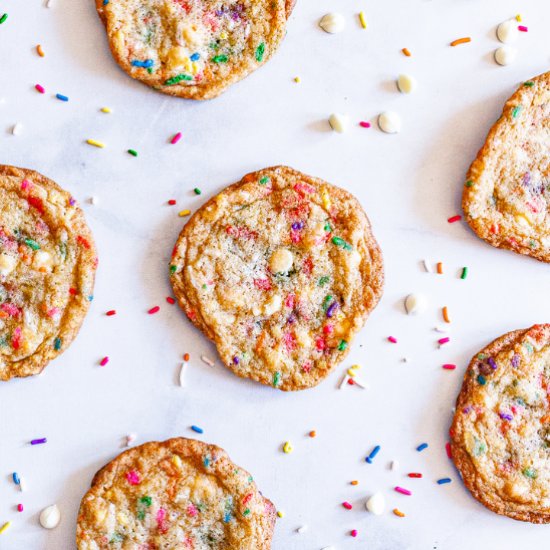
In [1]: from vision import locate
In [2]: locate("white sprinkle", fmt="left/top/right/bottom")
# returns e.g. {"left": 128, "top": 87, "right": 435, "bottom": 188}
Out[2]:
{"left": 351, "top": 376, "right": 369, "bottom": 389}
{"left": 434, "top": 325, "right": 449, "bottom": 333}
{"left": 338, "top": 373, "right": 349, "bottom": 389}
{"left": 495, "top": 45, "right": 517, "bottom": 66}
{"left": 11, "top": 123, "right": 23, "bottom": 136}
{"left": 328, "top": 113, "right": 350, "bottom": 134}
{"left": 422, "top": 259, "right": 432, "bottom": 273}
{"left": 297, "top": 525, "right": 308, "bottom": 534}
{"left": 404, "top": 293, "right": 428, "bottom": 315}
{"left": 378, "top": 111, "right": 401, "bottom": 134}
{"left": 200, "top": 355, "right": 214, "bottom": 367}
{"left": 39, "top": 504, "right": 61, "bottom": 529}
{"left": 179, "top": 362, "right": 187, "bottom": 386}
{"left": 319, "top": 13, "right": 345, "bottom": 34}
{"left": 89, "top": 196, "right": 99, "bottom": 205}
{"left": 126, "top": 433, "right": 136, "bottom": 447}
{"left": 365, "top": 492, "right": 385, "bottom": 515}
{"left": 390, "top": 460, "right": 399, "bottom": 471}
{"left": 19, "top": 477, "right": 26, "bottom": 492}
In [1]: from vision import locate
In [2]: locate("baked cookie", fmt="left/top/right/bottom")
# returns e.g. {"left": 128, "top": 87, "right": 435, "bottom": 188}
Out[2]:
{"left": 170, "top": 166, "right": 384, "bottom": 391}
{"left": 95, "top": 0, "right": 293, "bottom": 100}
{"left": 76, "top": 438, "right": 276, "bottom": 549}
{"left": 463, "top": 71, "right": 550, "bottom": 262}
{"left": 451, "top": 324, "right": 550, "bottom": 523}
{"left": 0, "top": 165, "right": 97, "bottom": 381}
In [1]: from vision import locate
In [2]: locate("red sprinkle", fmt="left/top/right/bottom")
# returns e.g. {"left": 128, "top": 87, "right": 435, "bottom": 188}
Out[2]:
{"left": 347, "top": 378, "right": 355, "bottom": 385}
{"left": 35, "top": 84, "right": 45, "bottom": 94}
{"left": 446, "top": 442, "right": 452, "bottom": 458}
{"left": 99, "top": 356, "right": 109, "bottom": 367}
{"left": 518, "top": 25, "right": 528, "bottom": 32}
{"left": 166, "top": 297, "right": 175, "bottom": 304}
{"left": 148, "top": 306, "right": 160, "bottom": 314}
{"left": 351, "top": 530, "right": 358, "bottom": 537}
{"left": 168, "top": 199, "right": 177, "bottom": 205}
{"left": 342, "top": 501, "right": 352, "bottom": 510}
{"left": 443, "top": 363, "right": 456, "bottom": 370}
{"left": 17, "top": 504, "right": 23, "bottom": 512}
{"left": 447, "top": 215, "right": 462, "bottom": 223}
{"left": 388, "top": 336, "right": 398, "bottom": 343}
{"left": 359, "top": 121, "right": 371, "bottom": 128}
{"left": 171, "top": 132, "right": 182, "bottom": 144}
{"left": 106, "top": 310, "right": 116, "bottom": 316}
{"left": 408, "top": 473, "right": 422, "bottom": 478}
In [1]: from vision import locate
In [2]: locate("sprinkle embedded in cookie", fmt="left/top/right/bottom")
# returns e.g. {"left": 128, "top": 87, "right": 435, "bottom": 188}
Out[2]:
{"left": 95, "top": 0, "right": 293, "bottom": 100}
{"left": 170, "top": 166, "right": 384, "bottom": 391}
{"left": 451, "top": 324, "right": 550, "bottom": 523}
{"left": 463, "top": 71, "right": 550, "bottom": 262}
{"left": 0, "top": 165, "right": 97, "bottom": 381}
{"left": 76, "top": 438, "right": 276, "bottom": 549}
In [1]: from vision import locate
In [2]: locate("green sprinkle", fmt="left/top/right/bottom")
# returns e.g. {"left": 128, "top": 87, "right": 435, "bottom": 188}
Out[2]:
{"left": 477, "top": 353, "right": 487, "bottom": 360}
{"left": 127, "top": 149, "right": 138, "bottom": 157}
{"left": 211, "top": 55, "right": 228, "bottom": 63}
{"left": 170, "top": 265, "right": 177, "bottom": 274}
{"left": 243, "top": 508, "right": 251, "bottom": 516}
{"left": 273, "top": 371, "right": 281, "bottom": 387}
{"left": 24, "top": 238, "right": 40, "bottom": 250}
{"left": 473, "top": 438, "right": 487, "bottom": 456}
{"left": 324, "top": 222, "right": 332, "bottom": 232}
{"left": 337, "top": 340, "right": 348, "bottom": 351}
{"left": 322, "top": 295, "right": 333, "bottom": 311}
{"left": 465, "top": 180, "right": 474, "bottom": 188}
{"left": 164, "top": 74, "right": 193, "bottom": 86}
{"left": 140, "top": 496, "right": 152, "bottom": 506}
{"left": 524, "top": 342, "right": 534, "bottom": 353}
{"left": 524, "top": 81, "right": 535, "bottom": 87}
{"left": 523, "top": 467, "right": 537, "bottom": 479}
{"left": 255, "top": 42, "right": 265, "bottom": 62}
{"left": 529, "top": 240, "right": 537, "bottom": 248}
{"left": 147, "top": 67, "right": 153, "bottom": 74}
{"left": 202, "top": 284, "right": 207, "bottom": 290}
{"left": 512, "top": 105, "right": 522, "bottom": 118}
{"left": 461, "top": 266, "right": 468, "bottom": 280}
{"left": 318, "top": 275, "right": 330, "bottom": 287}
{"left": 0, "top": 13, "right": 7, "bottom": 24}
{"left": 194, "top": 187, "right": 202, "bottom": 195}
{"left": 477, "top": 374, "right": 486, "bottom": 385}
{"left": 259, "top": 176, "right": 270, "bottom": 185}
{"left": 331, "top": 236, "right": 352, "bottom": 250}
{"left": 54, "top": 337, "right": 62, "bottom": 351}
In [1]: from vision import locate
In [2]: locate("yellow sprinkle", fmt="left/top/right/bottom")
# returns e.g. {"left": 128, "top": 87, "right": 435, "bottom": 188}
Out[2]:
{"left": 347, "top": 368, "right": 357, "bottom": 377}
{"left": 178, "top": 209, "right": 191, "bottom": 217}
{"left": 294, "top": 76, "right": 301, "bottom": 83}
{"left": 516, "top": 14, "right": 522, "bottom": 22}
{"left": 283, "top": 441, "right": 293, "bottom": 454}
{"left": 100, "top": 107, "right": 112, "bottom": 114}
{"left": 220, "top": 31, "right": 228, "bottom": 39}
{"left": 0, "top": 522, "right": 11, "bottom": 535}
{"left": 86, "top": 139, "right": 105, "bottom": 148}
{"left": 359, "top": 11, "right": 367, "bottom": 29}
{"left": 277, "top": 510, "right": 284, "bottom": 518}
{"left": 321, "top": 189, "right": 331, "bottom": 210}
{"left": 171, "top": 454, "right": 183, "bottom": 469}
{"left": 36, "top": 44, "right": 45, "bottom": 57}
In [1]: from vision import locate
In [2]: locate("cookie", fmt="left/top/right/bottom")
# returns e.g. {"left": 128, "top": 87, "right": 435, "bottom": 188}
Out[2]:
{"left": 76, "top": 438, "right": 276, "bottom": 549}
{"left": 95, "top": 0, "right": 292, "bottom": 100}
{"left": 170, "top": 166, "right": 384, "bottom": 391}
{"left": 450, "top": 324, "right": 550, "bottom": 523}
{"left": 463, "top": 71, "right": 550, "bottom": 262}
{"left": 0, "top": 165, "right": 97, "bottom": 381}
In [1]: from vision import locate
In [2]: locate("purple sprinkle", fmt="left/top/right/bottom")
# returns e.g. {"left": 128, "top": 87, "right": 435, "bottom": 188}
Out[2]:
{"left": 291, "top": 221, "right": 304, "bottom": 231}
{"left": 462, "top": 406, "right": 472, "bottom": 414}
{"left": 287, "top": 313, "right": 296, "bottom": 324}
{"left": 69, "top": 197, "right": 76, "bottom": 206}
{"left": 232, "top": 356, "right": 239, "bottom": 365}
{"left": 522, "top": 172, "right": 531, "bottom": 186}
{"left": 499, "top": 412, "right": 513, "bottom": 421}
{"left": 511, "top": 354, "right": 520, "bottom": 368}
{"left": 30, "top": 438, "right": 47, "bottom": 445}
{"left": 487, "top": 357, "right": 497, "bottom": 370}
{"left": 326, "top": 302, "right": 338, "bottom": 318}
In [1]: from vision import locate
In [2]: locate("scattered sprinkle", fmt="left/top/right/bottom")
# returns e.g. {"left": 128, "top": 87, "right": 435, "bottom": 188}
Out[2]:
{"left": 293, "top": 76, "right": 301, "bottom": 83}
{"left": 339, "top": 373, "right": 350, "bottom": 388}
{"left": 518, "top": 25, "right": 528, "bottom": 32}
{"left": 450, "top": 37, "right": 471, "bottom": 47}
{"left": 359, "top": 121, "right": 371, "bottom": 128}
{"left": 296, "top": 525, "right": 308, "bottom": 534}
{"left": 402, "top": 47, "right": 411, "bottom": 56}
{"left": 0, "top": 13, "right": 8, "bottom": 25}
{"left": 277, "top": 510, "right": 284, "bottom": 518}
{"left": 390, "top": 460, "right": 399, "bottom": 471}
{"left": 342, "top": 501, "right": 352, "bottom": 510}
{"left": 366, "top": 445, "right": 381, "bottom": 463}
{"left": 446, "top": 442, "right": 452, "bottom": 458}
{"left": 309, "top": 430, "right": 316, "bottom": 438}
{"left": 166, "top": 297, "right": 175, "bottom": 304}
{"left": 416, "top": 443, "right": 428, "bottom": 452}
{"left": 171, "top": 132, "right": 182, "bottom": 144}
{"left": 168, "top": 199, "right": 176, "bottom": 205}
{"left": 126, "top": 433, "right": 136, "bottom": 446}
{"left": 179, "top": 362, "right": 187, "bottom": 386}
{"left": 358, "top": 11, "right": 367, "bottom": 29}
{"left": 461, "top": 266, "right": 468, "bottom": 280}
{"left": 35, "top": 84, "right": 45, "bottom": 94}
{"left": 11, "top": 122, "right": 23, "bottom": 136}
{"left": 193, "top": 187, "right": 202, "bottom": 195}
{"left": 55, "top": 93, "right": 69, "bottom": 102}
{"left": 436, "top": 262, "right": 443, "bottom": 274}
{"left": 516, "top": 14, "right": 522, "bottom": 22}
{"left": 191, "top": 425, "right": 203, "bottom": 434}
{"left": 438, "top": 337, "right": 450, "bottom": 346}
{"left": 17, "top": 504, "right": 23, "bottom": 512}
{"left": 351, "top": 480, "right": 359, "bottom": 485}
{"left": 127, "top": 149, "right": 138, "bottom": 157}
{"left": 442, "top": 306, "right": 451, "bottom": 323}
{"left": 31, "top": 437, "right": 47, "bottom": 445}
{"left": 86, "top": 139, "right": 105, "bottom": 148}
{"left": 394, "top": 486, "right": 412, "bottom": 496}
{"left": 148, "top": 306, "right": 160, "bottom": 314}
{"left": 106, "top": 310, "right": 116, "bottom": 316}
{"left": 283, "top": 441, "right": 293, "bottom": 454}
{"left": 12, "top": 472, "right": 20, "bottom": 485}
{"left": 408, "top": 472, "right": 422, "bottom": 478}
{"left": 437, "top": 477, "right": 452, "bottom": 485}
{"left": 393, "top": 508, "right": 405, "bottom": 517}
{"left": 350, "top": 529, "right": 358, "bottom": 537}
{"left": 447, "top": 215, "right": 461, "bottom": 223}
{"left": 422, "top": 259, "right": 432, "bottom": 273}
{"left": 0, "top": 522, "right": 11, "bottom": 535}
{"left": 443, "top": 364, "right": 456, "bottom": 370}
{"left": 201, "top": 355, "right": 215, "bottom": 367}
{"left": 99, "top": 356, "right": 109, "bottom": 367}
{"left": 178, "top": 209, "right": 191, "bottom": 217}
{"left": 100, "top": 107, "right": 112, "bottom": 113}
{"left": 388, "top": 336, "right": 398, "bottom": 344}
{"left": 183, "top": 353, "right": 190, "bottom": 362}
{"left": 37, "top": 44, "right": 45, "bottom": 57}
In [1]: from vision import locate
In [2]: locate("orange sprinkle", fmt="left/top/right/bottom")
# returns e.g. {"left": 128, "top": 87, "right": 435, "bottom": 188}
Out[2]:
{"left": 450, "top": 37, "right": 471, "bottom": 47}
{"left": 183, "top": 353, "right": 190, "bottom": 362}
{"left": 436, "top": 262, "right": 443, "bottom": 274}
{"left": 442, "top": 306, "right": 451, "bottom": 323}
{"left": 350, "top": 480, "right": 359, "bottom": 486}
{"left": 37, "top": 44, "right": 45, "bottom": 57}
{"left": 393, "top": 508, "right": 405, "bottom": 517}
{"left": 402, "top": 47, "right": 411, "bottom": 57}
{"left": 309, "top": 430, "right": 316, "bottom": 438}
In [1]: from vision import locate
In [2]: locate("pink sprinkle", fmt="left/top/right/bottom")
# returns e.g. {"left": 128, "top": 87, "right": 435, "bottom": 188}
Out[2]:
{"left": 47, "top": 307, "right": 60, "bottom": 317}
{"left": 447, "top": 215, "right": 462, "bottom": 223}
{"left": 166, "top": 297, "right": 175, "bottom": 304}
{"left": 438, "top": 337, "right": 450, "bottom": 345}
{"left": 442, "top": 364, "right": 456, "bottom": 370}
{"left": 394, "top": 486, "right": 412, "bottom": 496}
{"left": 445, "top": 442, "right": 452, "bottom": 459}
{"left": 359, "top": 121, "right": 371, "bottom": 128}
{"left": 126, "top": 470, "right": 141, "bottom": 485}
{"left": 21, "top": 179, "right": 31, "bottom": 190}
{"left": 518, "top": 25, "right": 528, "bottom": 32}
{"left": 186, "top": 504, "right": 198, "bottom": 517}
{"left": 17, "top": 504, "right": 23, "bottom": 512}
{"left": 351, "top": 529, "right": 358, "bottom": 537}
{"left": 35, "top": 84, "right": 45, "bottom": 94}
{"left": 99, "top": 356, "right": 109, "bottom": 367}
{"left": 342, "top": 501, "right": 352, "bottom": 510}
{"left": 171, "top": 132, "right": 182, "bottom": 144}
{"left": 148, "top": 306, "right": 160, "bottom": 314}
{"left": 388, "top": 336, "right": 398, "bottom": 343}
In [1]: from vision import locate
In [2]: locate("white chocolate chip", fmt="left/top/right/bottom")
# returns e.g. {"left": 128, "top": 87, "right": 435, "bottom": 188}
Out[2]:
{"left": 319, "top": 13, "right": 345, "bottom": 34}
{"left": 328, "top": 113, "right": 350, "bottom": 133}
{"left": 365, "top": 492, "right": 385, "bottom": 515}
{"left": 404, "top": 293, "right": 427, "bottom": 315}
{"left": 39, "top": 504, "right": 61, "bottom": 529}
{"left": 497, "top": 19, "right": 519, "bottom": 44}
{"left": 34, "top": 251, "right": 53, "bottom": 270}
{"left": 269, "top": 248, "right": 293, "bottom": 274}
{"left": 495, "top": 46, "right": 517, "bottom": 66}
{"left": 397, "top": 74, "right": 417, "bottom": 94}
{"left": 263, "top": 294, "right": 282, "bottom": 316}
{"left": 378, "top": 111, "right": 401, "bottom": 134}
{"left": 0, "top": 253, "right": 17, "bottom": 276}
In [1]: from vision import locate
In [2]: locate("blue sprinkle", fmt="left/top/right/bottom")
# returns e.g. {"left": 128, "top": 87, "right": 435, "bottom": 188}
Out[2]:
{"left": 12, "top": 472, "right": 20, "bottom": 485}
{"left": 223, "top": 512, "right": 232, "bottom": 523}
{"left": 416, "top": 443, "right": 428, "bottom": 452}
{"left": 190, "top": 53, "right": 200, "bottom": 62}
{"left": 365, "top": 445, "right": 381, "bottom": 463}
{"left": 477, "top": 374, "right": 486, "bottom": 385}
{"left": 56, "top": 93, "right": 69, "bottom": 102}
{"left": 131, "top": 59, "right": 154, "bottom": 69}
{"left": 437, "top": 477, "right": 452, "bottom": 485}
{"left": 87, "top": 295, "right": 94, "bottom": 301}
{"left": 103, "top": 0, "right": 109, "bottom": 4}
{"left": 191, "top": 425, "right": 203, "bottom": 434}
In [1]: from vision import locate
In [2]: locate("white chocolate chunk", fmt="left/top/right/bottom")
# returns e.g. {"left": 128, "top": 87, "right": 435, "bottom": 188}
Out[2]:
{"left": 404, "top": 293, "right": 427, "bottom": 315}
{"left": 39, "top": 504, "right": 61, "bottom": 529}
{"left": 497, "top": 20, "right": 519, "bottom": 44}
{"left": 263, "top": 294, "right": 282, "bottom": 316}
{"left": 365, "top": 492, "right": 385, "bottom": 515}
{"left": 397, "top": 74, "right": 417, "bottom": 94}
{"left": 0, "top": 253, "right": 17, "bottom": 276}
{"left": 378, "top": 111, "right": 401, "bottom": 134}
{"left": 328, "top": 113, "right": 350, "bottom": 133}
{"left": 495, "top": 46, "right": 517, "bottom": 66}
{"left": 319, "top": 13, "right": 345, "bottom": 34}
{"left": 34, "top": 251, "right": 53, "bottom": 270}
{"left": 269, "top": 248, "right": 293, "bottom": 273}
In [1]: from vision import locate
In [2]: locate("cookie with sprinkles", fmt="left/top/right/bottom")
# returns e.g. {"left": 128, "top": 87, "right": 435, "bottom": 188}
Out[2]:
{"left": 170, "top": 166, "right": 384, "bottom": 390}
{"left": 0, "top": 165, "right": 97, "bottom": 381}
{"left": 463, "top": 71, "right": 550, "bottom": 262}
{"left": 451, "top": 324, "right": 550, "bottom": 523}
{"left": 76, "top": 438, "right": 276, "bottom": 548}
{"left": 95, "top": 0, "right": 293, "bottom": 100}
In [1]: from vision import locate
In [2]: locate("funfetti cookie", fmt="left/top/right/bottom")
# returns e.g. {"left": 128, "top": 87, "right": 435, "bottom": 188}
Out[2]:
{"left": 76, "top": 438, "right": 276, "bottom": 549}
{"left": 170, "top": 166, "right": 384, "bottom": 391}
{"left": 95, "top": 0, "right": 293, "bottom": 100}
{"left": 0, "top": 165, "right": 97, "bottom": 381}
{"left": 451, "top": 324, "right": 550, "bottom": 523}
{"left": 463, "top": 71, "right": 550, "bottom": 262}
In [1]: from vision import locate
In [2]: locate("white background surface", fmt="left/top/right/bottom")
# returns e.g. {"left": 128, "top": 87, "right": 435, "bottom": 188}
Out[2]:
{"left": 0, "top": 0, "right": 549, "bottom": 548}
